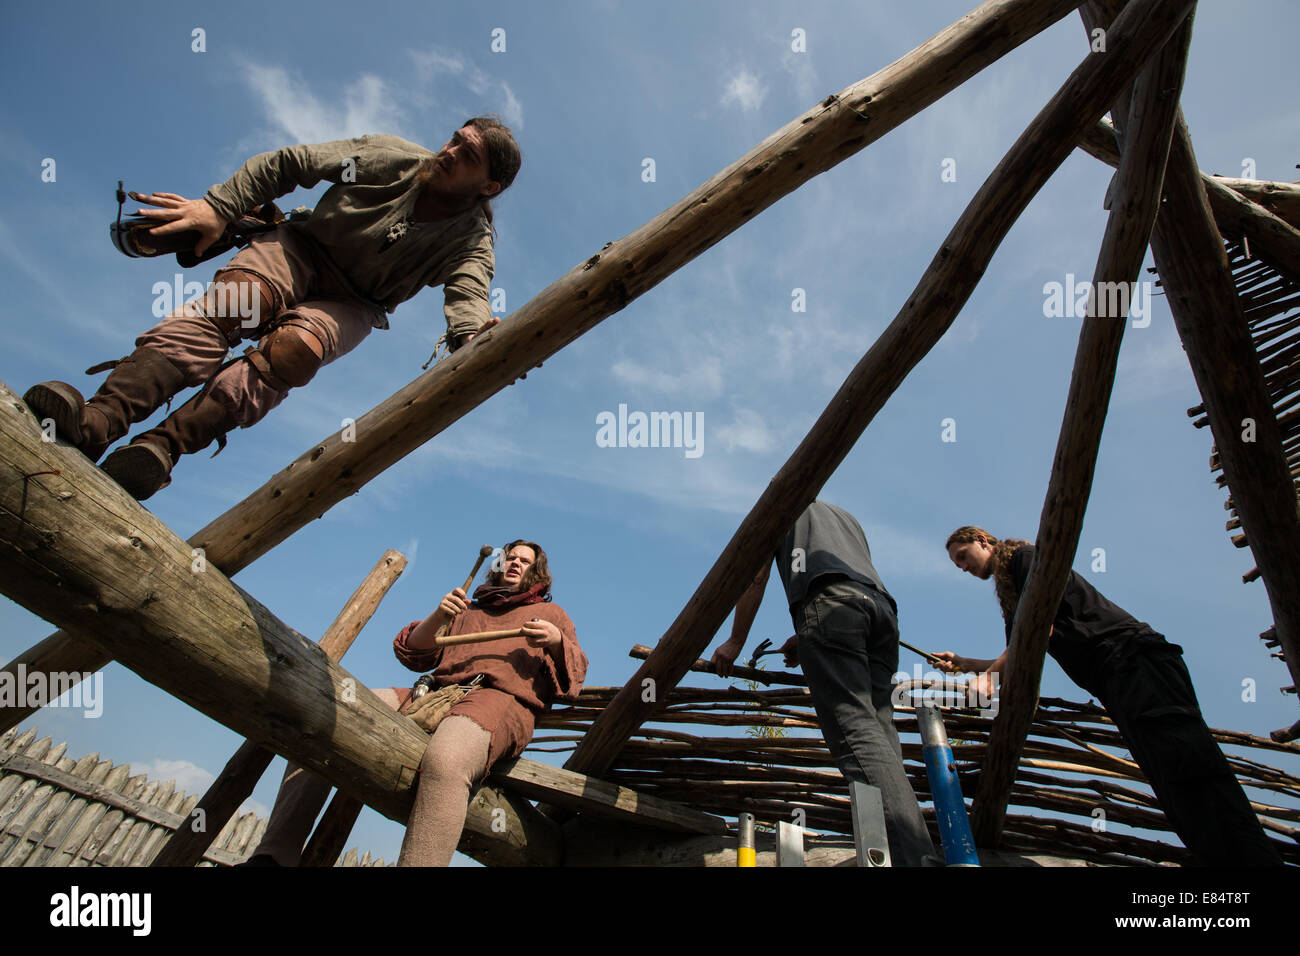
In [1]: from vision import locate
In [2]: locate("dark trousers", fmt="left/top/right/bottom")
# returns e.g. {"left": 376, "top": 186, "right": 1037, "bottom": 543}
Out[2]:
{"left": 1097, "top": 642, "right": 1282, "bottom": 866}
{"left": 794, "top": 580, "right": 937, "bottom": 866}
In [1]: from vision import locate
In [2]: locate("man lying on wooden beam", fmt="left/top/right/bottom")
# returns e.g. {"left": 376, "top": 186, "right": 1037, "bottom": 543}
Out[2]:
{"left": 24, "top": 119, "right": 519, "bottom": 500}
{"left": 938, "top": 526, "right": 1282, "bottom": 866}
{"left": 241, "top": 539, "right": 587, "bottom": 867}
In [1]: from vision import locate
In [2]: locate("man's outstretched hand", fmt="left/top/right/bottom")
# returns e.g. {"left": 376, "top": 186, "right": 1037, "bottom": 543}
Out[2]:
{"left": 132, "top": 192, "right": 230, "bottom": 256}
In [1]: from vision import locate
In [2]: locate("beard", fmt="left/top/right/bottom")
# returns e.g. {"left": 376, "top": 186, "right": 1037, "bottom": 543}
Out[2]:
{"left": 416, "top": 158, "right": 485, "bottom": 211}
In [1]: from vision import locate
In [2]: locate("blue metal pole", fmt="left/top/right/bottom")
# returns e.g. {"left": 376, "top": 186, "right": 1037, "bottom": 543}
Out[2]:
{"left": 916, "top": 699, "right": 980, "bottom": 866}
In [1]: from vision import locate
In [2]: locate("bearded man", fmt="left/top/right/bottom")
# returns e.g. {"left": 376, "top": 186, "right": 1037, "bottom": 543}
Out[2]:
{"left": 25, "top": 119, "right": 520, "bottom": 499}
{"left": 243, "top": 539, "right": 586, "bottom": 867}
{"left": 939, "top": 526, "right": 1281, "bottom": 866}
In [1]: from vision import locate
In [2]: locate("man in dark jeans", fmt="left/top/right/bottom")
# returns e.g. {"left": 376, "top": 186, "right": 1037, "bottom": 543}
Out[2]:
{"left": 712, "top": 500, "right": 937, "bottom": 866}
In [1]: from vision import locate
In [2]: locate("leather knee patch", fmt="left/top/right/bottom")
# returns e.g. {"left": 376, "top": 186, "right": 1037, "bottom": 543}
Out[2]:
{"left": 261, "top": 324, "right": 325, "bottom": 389}
{"left": 201, "top": 268, "right": 277, "bottom": 342}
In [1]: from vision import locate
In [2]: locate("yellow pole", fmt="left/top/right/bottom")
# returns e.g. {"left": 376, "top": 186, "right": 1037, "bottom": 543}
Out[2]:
{"left": 737, "top": 812, "right": 756, "bottom": 867}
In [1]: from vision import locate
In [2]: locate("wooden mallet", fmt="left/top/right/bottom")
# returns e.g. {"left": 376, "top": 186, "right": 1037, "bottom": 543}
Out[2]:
{"left": 433, "top": 626, "right": 526, "bottom": 648}
{"left": 434, "top": 544, "right": 496, "bottom": 639}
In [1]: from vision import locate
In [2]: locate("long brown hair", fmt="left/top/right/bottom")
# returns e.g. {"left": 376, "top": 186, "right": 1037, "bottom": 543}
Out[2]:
{"left": 486, "top": 539, "right": 552, "bottom": 600}
{"left": 947, "top": 526, "right": 1031, "bottom": 629}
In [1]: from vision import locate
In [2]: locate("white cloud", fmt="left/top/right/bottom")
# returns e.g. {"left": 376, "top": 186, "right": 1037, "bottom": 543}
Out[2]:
{"left": 411, "top": 49, "right": 524, "bottom": 128}
{"left": 721, "top": 70, "right": 767, "bottom": 113}
{"left": 244, "top": 65, "right": 406, "bottom": 144}
{"left": 715, "top": 408, "right": 776, "bottom": 454}
{"left": 781, "top": 50, "right": 820, "bottom": 101}
{"left": 129, "top": 758, "right": 215, "bottom": 797}
{"left": 610, "top": 355, "right": 724, "bottom": 397}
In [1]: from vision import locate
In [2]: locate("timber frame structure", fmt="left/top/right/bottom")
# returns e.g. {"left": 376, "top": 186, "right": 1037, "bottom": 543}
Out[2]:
{"left": 1, "top": 0, "right": 1297, "bottom": 866}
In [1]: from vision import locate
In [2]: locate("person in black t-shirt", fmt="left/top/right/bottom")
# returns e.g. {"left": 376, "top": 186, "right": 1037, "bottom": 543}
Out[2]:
{"left": 935, "top": 526, "right": 1281, "bottom": 866}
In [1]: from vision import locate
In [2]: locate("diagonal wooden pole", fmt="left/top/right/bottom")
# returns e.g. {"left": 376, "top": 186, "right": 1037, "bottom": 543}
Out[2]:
{"left": 1079, "top": 118, "right": 1300, "bottom": 278}
{"left": 1, "top": 0, "right": 1088, "bottom": 736}
{"left": 969, "top": 4, "right": 1195, "bottom": 845}
{"left": 567, "top": 0, "right": 1201, "bottom": 778}
{"left": 0, "top": 396, "right": 560, "bottom": 866}
{"left": 150, "top": 549, "right": 406, "bottom": 866}
{"left": 1088, "top": 0, "right": 1300, "bottom": 714}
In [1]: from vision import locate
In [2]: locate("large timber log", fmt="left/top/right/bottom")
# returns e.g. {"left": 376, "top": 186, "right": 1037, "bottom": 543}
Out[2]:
{"left": 970, "top": 4, "right": 1194, "bottom": 844}
{"left": 0, "top": 385, "right": 559, "bottom": 866}
{"left": 568, "top": 0, "right": 1202, "bottom": 778}
{"left": 1088, "top": 0, "right": 1300, "bottom": 704}
{"left": 151, "top": 549, "right": 408, "bottom": 867}
{"left": 1, "top": 0, "right": 1087, "bottom": 735}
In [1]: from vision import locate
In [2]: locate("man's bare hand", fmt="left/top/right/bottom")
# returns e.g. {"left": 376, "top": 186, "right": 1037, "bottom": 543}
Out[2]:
{"left": 965, "top": 670, "right": 998, "bottom": 704}
{"left": 779, "top": 635, "right": 799, "bottom": 669}
{"left": 133, "top": 192, "right": 229, "bottom": 256}
{"left": 711, "top": 639, "right": 742, "bottom": 678}
{"left": 932, "top": 651, "right": 966, "bottom": 674}
{"left": 522, "top": 617, "right": 562, "bottom": 649}
{"left": 430, "top": 587, "right": 470, "bottom": 631}
{"left": 456, "top": 316, "right": 501, "bottom": 349}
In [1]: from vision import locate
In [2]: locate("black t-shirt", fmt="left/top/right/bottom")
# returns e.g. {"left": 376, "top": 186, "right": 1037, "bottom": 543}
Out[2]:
{"left": 1004, "top": 545, "right": 1168, "bottom": 695}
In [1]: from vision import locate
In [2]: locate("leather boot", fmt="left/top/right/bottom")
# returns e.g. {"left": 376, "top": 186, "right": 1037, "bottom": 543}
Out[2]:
{"left": 100, "top": 390, "right": 236, "bottom": 500}
{"left": 23, "top": 348, "right": 186, "bottom": 463}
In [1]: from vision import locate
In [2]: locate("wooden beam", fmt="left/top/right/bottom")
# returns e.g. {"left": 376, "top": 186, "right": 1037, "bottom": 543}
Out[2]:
{"left": 1150, "top": 126, "right": 1300, "bottom": 701}
{"left": 150, "top": 549, "right": 406, "bottom": 866}
{"left": 0, "top": 0, "right": 1087, "bottom": 735}
{"left": 489, "top": 757, "right": 727, "bottom": 835}
{"left": 1079, "top": 119, "right": 1300, "bottom": 279}
{"left": 566, "top": 0, "right": 1202, "bottom": 778}
{"left": 298, "top": 789, "right": 366, "bottom": 867}
{"left": 1089, "top": 24, "right": 1300, "bottom": 702}
{"left": 0, "top": 632, "right": 110, "bottom": 732}
{"left": 0, "top": 390, "right": 560, "bottom": 866}
{"left": 970, "top": 6, "right": 1194, "bottom": 845}
{"left": 1207, "top": 178, "right": 1300, "bottom": 230}
{"left": 628, "top": 642, "right": 807, "bottom": 687}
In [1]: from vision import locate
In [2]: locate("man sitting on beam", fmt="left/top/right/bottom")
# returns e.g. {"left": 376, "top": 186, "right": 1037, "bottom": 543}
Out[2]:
{"left": 242, "top": 539, "right": 586, "bottom": 867}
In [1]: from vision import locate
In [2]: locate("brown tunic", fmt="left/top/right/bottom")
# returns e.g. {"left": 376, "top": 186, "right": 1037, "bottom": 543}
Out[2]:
{"left": 392, "top": 600, "right": 586, "bottom": 766}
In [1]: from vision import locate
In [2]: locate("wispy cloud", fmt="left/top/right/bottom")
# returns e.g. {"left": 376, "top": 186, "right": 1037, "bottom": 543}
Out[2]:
{"left": 721, "top": 69, "right": 766, "bottom": 113}
{"left": 128, "top": 758, "right": 215, "bottom": 796}
{"left": 780, "top": 49, "right": 820, "bottom": 102}
{"left": 1116, "top": 328, "right": 1192, "bottom": 403}
{"left": 411, "top": 49, "right": 523, "bottom": 128}
{"left": 0, "top": 220, "right": 115, "bottom": 343}
{"left": 610, "top": 354, "right": 723, "bottom": 397}
{"left": 244, "top": 65, "right": 406, "bottom": 144}
{"left": 715, "top": 407, "right": 776, "bottom": 454}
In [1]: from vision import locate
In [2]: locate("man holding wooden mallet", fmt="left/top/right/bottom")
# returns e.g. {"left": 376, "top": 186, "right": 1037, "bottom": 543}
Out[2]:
{"left": 243, "top": 539, "right": 586, "bottom": 867}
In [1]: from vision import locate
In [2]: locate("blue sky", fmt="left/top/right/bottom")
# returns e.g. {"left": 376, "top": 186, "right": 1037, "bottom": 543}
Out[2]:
{"left": 2, "top": 0, "right": 1297, "bottom": 866}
